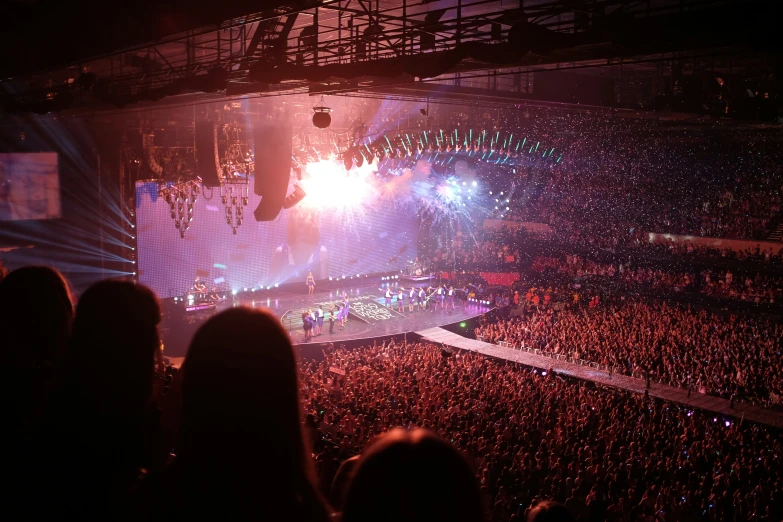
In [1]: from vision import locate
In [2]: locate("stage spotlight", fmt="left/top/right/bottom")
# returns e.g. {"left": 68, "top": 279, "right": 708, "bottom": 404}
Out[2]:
{"left": 232, "top": 290, "right": 238, "bottom": 296}
{"left": 312, "top": 99, "right": 332, "bottom": 128}
{"left": 282, "top": 183, "right": 306, "bottom": 210}
{"left": 133, "top": 272, "right": 136, "bottom": 276}
{"left": 329, "top": 277, "right": 333, "bottom": 281}
{"left": 275, "top": 284, "right": 279, "bottom": 288}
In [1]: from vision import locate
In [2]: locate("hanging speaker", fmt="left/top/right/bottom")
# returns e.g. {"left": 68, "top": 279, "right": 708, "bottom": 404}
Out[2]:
{"left": 195, "top": 121, "right": 221, "bottom": 188}
{"left": 253, "top": 119, "right": 292, "bottom": 221}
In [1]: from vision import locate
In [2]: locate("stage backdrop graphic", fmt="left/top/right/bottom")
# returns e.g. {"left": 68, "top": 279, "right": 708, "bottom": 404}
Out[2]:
{"left": 0, "top": 152, "right": 60, "bottom": 221}
{"left": 136, "top": 177, "right": 418, "bottom": 298}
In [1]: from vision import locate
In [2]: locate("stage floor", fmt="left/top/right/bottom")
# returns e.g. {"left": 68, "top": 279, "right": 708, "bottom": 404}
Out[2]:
{"left": 221, "top": 281, "right": 492, "bottom": 346}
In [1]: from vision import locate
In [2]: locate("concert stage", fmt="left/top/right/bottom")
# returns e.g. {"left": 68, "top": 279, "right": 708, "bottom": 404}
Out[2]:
{"left": 264, "top": 281, "right": 491, "bottom": 346}
{"left": 160, "top": 279, "right": 492, "bottom": 358}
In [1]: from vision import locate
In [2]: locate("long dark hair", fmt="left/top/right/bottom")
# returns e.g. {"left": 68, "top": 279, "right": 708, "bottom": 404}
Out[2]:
{"left": 177, "top": 307, "right": 329, "bottom": 520}
{"left": 342, "top": 428, "right": 485, "bottom": 522}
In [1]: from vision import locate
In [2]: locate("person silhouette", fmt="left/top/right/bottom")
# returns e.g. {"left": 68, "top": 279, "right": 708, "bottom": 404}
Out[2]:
{"left": 342, "top": 428, "right": 484, "bottom": 522}
{"left": 131, "top": 308, "right": 330, "bottom": 521}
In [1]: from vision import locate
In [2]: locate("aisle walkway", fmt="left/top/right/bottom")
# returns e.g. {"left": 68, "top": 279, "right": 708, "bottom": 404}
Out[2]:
{"left": 416, "top": 327, "right": 783, "bottom": 429}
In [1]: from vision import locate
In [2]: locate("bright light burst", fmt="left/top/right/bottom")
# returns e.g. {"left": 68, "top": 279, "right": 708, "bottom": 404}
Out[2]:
{"left": 299, "top": 157, "right": 378, "bottom": 212}
{"left": 295, "top": 155, "right": 488, "bottom": 228}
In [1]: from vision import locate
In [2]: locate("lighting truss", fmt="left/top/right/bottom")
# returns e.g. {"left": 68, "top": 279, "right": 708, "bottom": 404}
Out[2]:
{"left": 343, "top": 127, "right": 563, "bottom": 172}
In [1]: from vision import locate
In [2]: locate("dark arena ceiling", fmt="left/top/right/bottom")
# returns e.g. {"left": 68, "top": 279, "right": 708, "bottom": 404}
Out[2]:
{"left": 1, "top": 0, "right": 781, "bottom": 121}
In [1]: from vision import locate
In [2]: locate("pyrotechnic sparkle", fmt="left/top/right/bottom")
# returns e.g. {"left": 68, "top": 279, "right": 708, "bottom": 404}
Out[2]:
{"left": 299, "top": 157, "right": 378, "bottom": 212}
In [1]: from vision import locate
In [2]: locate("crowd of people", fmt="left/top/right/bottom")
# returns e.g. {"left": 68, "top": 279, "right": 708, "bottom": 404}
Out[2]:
{"left": 303, "top": 341, "right": 783, "bottom": 522}
{"left": 528, "top": 254, "right": 783, "bottom": 305}
{"left": 474, "top": 300, "right": 783, "bottom": 406}
{"left": 700, "top": 269, "right": 783, "bottom": 304}
{"left": 483, "top": 119, "right": 783, "bottom": 243}
{"left": 531, "top": 255, "right": 694, "bottom": 292}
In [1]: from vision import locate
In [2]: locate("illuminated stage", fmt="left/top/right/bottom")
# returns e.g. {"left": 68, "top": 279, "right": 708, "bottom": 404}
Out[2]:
{"left": 219, "top": 280, "right": 492, "bottom": 347}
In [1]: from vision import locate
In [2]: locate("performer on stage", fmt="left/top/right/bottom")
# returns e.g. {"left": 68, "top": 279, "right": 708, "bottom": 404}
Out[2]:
{"left": 302, "top": 311, "right": 312, "bottom": 342}
{"left": 328, "top": 307, "right": 335, "bottom": 334}
{"left": 408, "top": 287, "right": 416, "bottom": 312}
{"left": 208, "top": 286, "right": 220, "bottom": 303}
{"left": 380, "top": 286, "right": 392, "bottom": 307}
{"left": 436, "top": 284, "right": 445, "bottom": 310}
{"left": 341, "top": 294, "right": 350, "bottom": 327}
{"left": 194, "top": 277, "right": 206, "bottom": 293}
{"left": 417, "top": 287, "right": 426, "bottom": 310}
{"left": 447, "top": 286, "right": 455, "bottom": 311}
{"left": 337, "top": 303, "right": 346, "bottom": 330}
{"left": 316, "top": 306, "right": 324, "bottom": 336}
{"left": 305, "top": 271, "right": 315, "bottom": 295}
{"left": 397, "top": 288, "right": 405, "bottom": 313}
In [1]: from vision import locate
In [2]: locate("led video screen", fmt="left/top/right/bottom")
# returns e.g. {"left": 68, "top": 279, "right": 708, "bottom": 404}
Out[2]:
{"left": 0, "top": 152, "right": 60, "bottom": 221}
{"left": 136, "top": 171, "right": 418, "bottom": 298}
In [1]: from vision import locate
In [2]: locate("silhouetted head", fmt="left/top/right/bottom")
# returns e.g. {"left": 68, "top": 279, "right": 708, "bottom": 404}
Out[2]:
{"left": 0, "top": 266, "right": 73, "bottom": 376}
{"left": 0, "top": 265, "right": 73, "bottom": 426}
{"left": 179, "top": 307, "right": 323, "bottom": 506}
{"left": 66, "top": 280, "right": 161, "bottom": 417}
{"left": 527, "top": 501, "right": 574, "bottom": 522}
{"left": 342, "top": 428, "right": 484, "bottom": 522}
{"left": 331, "top": 455, "right": 360, "bottom": 512}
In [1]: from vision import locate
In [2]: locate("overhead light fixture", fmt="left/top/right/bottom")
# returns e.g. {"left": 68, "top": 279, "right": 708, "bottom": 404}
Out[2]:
{"left": 312, "top": 96, "right": 332, "bottom": 129}
{"left": 283, "top": 184, "right": 307, "bottom": 210}
{"left": 158, "top": 179, "right": 200, "bottom": 238}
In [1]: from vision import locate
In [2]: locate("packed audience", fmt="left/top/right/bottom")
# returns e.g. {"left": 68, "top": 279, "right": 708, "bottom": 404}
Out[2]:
{"left": 2, "top": 263, "right": 782, "bottom": 522}
{"left": 475, "top": 300, "right": 783, "bottom": 406}
{"left": 532, "top": 255, "right": 694, "bottom": 291}
{"left": 303, "top": 341, "right": 783, "bottom": 521}
{"left": 701, "top": 269, "right": 783, "bottom": 304}
{"left": 486, "top": 121, "right": 783, "bottom": 242}
{"left": 529, "top": 253, "right": 783, "bottom": 304}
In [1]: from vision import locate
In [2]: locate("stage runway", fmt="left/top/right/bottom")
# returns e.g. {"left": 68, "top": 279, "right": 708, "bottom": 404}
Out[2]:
{"left": 219, "top": 281, "right": 492, "bottom": 346}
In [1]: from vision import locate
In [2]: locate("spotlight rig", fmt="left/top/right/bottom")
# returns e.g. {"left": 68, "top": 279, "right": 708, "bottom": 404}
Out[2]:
{"left": 341, "top": 128, "right": 563, "bottom": 171}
